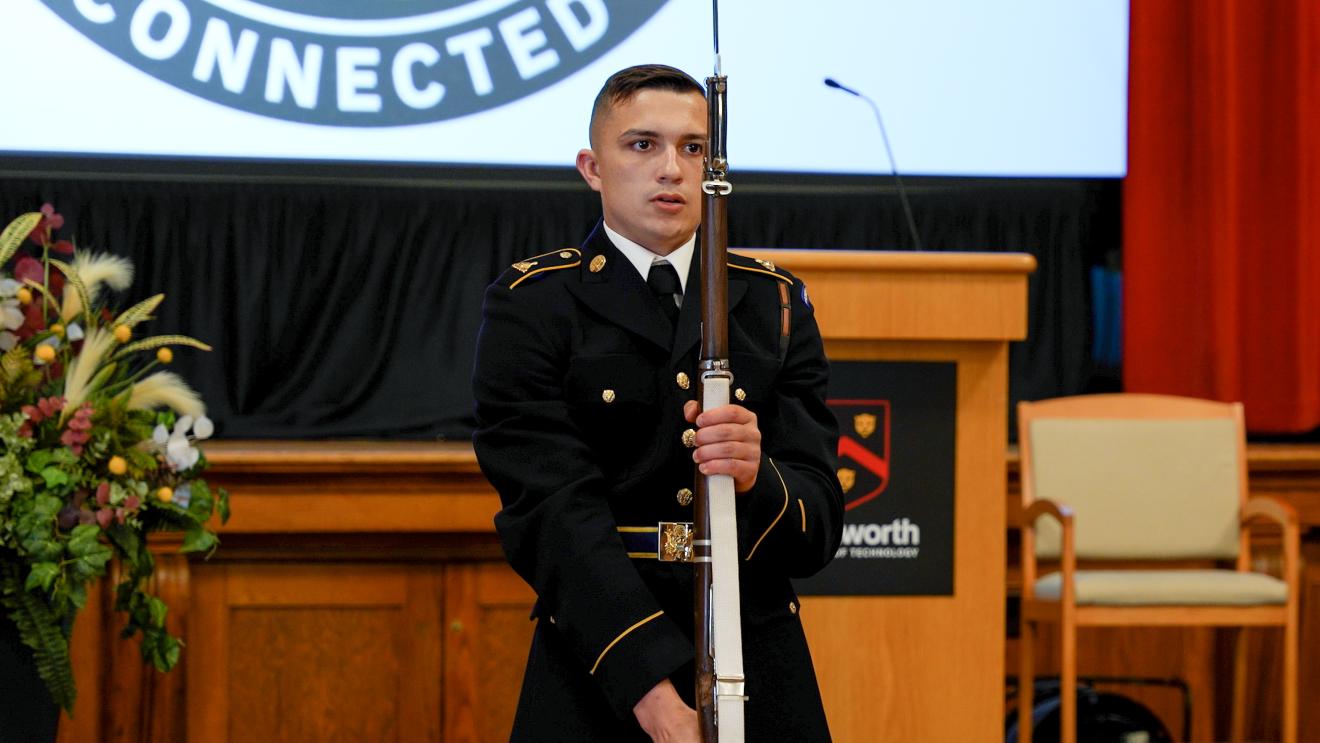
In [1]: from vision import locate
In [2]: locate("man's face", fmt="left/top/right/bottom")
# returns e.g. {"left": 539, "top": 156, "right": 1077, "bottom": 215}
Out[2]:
{"left": 576, "top": 89, "right": 707, "bottom": 255}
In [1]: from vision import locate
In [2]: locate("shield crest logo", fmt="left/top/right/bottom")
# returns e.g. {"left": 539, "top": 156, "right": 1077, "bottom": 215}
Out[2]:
{"left": 837, "top": 467, "right": 856, "bottom": 493}
{"left": 827, "top": 399, "right": 891, "bottom": 511}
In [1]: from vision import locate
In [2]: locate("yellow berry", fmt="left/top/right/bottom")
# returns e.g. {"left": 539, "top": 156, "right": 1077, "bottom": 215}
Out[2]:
{"left": 15, "top": 287, "right": 32, "bottom": 305}
{"left": 50, "top": 324, "right": 64, "bottom": 337}
{"left": 34, "top": 345, "right": 56, "bottom": 363}
{"left": 157, "top": 347, "right": 174, "bottom": 364}
{"left": 107, "top": 456, "right": 127, "bottom": 476}
{"left": 157, "top": 487, "right": 173, "bottom": 503}
{"left": 113, "top": 325, "right": 132, "bottom": 343}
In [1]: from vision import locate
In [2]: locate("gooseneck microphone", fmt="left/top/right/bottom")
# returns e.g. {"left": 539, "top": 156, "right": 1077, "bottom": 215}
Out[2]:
{"left": 824, "top": 77, "right": 924, "bottom": 251}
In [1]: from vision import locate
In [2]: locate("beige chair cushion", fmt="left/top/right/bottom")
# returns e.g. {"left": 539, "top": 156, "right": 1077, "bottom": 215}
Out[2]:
{"left": 1029, "top": 418, "right": 1241, "bottom": 560}
{"left": 1035, "top": 569, "right": 1287, "bottom": 606}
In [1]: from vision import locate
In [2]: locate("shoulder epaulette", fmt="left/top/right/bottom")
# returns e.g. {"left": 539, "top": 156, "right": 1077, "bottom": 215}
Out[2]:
{"left": 498, "top": 248, "right": 582, "bottom": 289}
{"left": 728, "top": 253, "right": 795, "bottom": 360}
{"left": 728, "top": 254, "right": 793, "bottom": 284}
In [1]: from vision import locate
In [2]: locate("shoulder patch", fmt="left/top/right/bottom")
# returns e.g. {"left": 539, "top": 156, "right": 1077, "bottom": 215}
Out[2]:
{"left": 499, "top": 248, "right": 582, "bottom": 289}
{"left": 728, "top": 253, "right": 793, "bottom": 284}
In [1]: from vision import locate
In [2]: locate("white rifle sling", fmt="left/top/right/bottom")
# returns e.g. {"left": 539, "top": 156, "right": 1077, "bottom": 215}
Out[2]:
{"left": 702, "top": 373, "right": 746, "bottom": 742}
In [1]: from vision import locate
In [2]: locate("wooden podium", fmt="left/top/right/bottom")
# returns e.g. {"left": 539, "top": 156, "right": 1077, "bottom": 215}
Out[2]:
{"left": 741, "top": 249, "right": 1035, "bottom": 741}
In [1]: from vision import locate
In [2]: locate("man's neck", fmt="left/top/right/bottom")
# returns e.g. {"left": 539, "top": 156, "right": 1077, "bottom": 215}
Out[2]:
{"left": 603, "top": 222, "right": 696, "bottom": 294}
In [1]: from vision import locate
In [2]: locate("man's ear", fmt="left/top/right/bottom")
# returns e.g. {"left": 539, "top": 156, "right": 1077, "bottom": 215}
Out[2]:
{"left": 576, "top": 149, "right": 603, "bottom": 192}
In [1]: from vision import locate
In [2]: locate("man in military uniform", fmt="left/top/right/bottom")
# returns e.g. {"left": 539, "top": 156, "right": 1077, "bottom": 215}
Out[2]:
{"left": 473, "top": 64, "right": 844, "bottom": 742}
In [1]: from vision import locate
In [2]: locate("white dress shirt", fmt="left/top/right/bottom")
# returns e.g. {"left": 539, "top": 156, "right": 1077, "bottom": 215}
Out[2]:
{"left": 602, "top": 222, "right": 696, "bottom": 297}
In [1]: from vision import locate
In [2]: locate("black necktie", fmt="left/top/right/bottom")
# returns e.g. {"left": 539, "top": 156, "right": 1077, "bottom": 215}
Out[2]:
{"left": 647, "top": 261, "right": 682, "bottom": 327}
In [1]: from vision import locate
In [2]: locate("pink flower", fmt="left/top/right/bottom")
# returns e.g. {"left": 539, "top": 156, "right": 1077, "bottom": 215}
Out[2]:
{"left": 61, "top": 428, "right": 88, "bottom": 455}
{"left": 95, "top": 482, "right": 110, "bottom": 506}
{"left": 14, "top": 257, "right": 42, "bottom": 284}
{"left": 40, "top": 203, "right": 63, "bottom": 229}
{"left": 27, "top": 204, "right": 63, "bottom": 246}
{"left": 95, "top": 508, "right": 113, "bottom": 529}
{"left": 17, "top": 303, "right": 44, "bottom": 340}
{"left": 37, "top": 396, "right": 64, "bottom": 418}
{"left": 11, "top": 257, "right": 65, "bottom": 324}
{"left": 61, "top": 403, "right": 94, "bottom": 454}
{"left": 67, "top": 403, "right": 93, "bottom": 430}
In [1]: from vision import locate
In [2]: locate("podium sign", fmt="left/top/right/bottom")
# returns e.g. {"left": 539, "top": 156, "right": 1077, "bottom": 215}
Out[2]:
{"left": 797, "top": 360, "right": 956, "bottom": 596}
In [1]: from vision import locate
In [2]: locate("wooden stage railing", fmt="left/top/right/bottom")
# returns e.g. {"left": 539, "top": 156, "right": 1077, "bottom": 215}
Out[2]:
{"left": 57, "top": 441, "right": 1320, "bottom": 742}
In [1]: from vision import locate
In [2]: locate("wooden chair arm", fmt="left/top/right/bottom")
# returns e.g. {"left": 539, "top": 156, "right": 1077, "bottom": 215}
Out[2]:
{"left": 1240, "top": 496, "right": 1301, "bottom": 589}
{"left": 1019, "top": 499, "right": 1076, "bottom": 602}
{"left": 1241, "top": 495, "right": 1299, "bottom": 530}
{"left": 1022, "top": 499, "right": 1075, "bottom": 529}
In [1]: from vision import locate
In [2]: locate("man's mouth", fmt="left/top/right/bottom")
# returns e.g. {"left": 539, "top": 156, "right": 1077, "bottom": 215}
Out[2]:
{"left": 652, "top": 193, "right": 686, "bottom": 212}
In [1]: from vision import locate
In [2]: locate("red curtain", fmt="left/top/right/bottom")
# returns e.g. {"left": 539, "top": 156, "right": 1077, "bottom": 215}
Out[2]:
{"left": 1125, "top": 0, "right": 1320, "bottom": 432}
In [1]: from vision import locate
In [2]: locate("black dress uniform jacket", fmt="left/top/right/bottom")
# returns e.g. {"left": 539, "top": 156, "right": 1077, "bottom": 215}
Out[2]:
{"left": 473, "top": 223, "right": 844, "bottom": 742}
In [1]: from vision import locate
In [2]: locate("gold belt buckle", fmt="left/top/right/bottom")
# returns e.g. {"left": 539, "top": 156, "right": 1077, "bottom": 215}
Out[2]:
{"left": 658, "top": 521, "right": 694, "bottom": 563}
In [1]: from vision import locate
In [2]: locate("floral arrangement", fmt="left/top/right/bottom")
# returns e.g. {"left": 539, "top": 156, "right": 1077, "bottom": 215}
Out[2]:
{"left": 0, "top": 205, "right": 229, "bottom": 713}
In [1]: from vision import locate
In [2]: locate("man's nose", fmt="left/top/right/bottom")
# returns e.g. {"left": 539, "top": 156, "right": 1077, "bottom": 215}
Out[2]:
{"left": 657, "top": 146, "right": 683, "bottom": 182}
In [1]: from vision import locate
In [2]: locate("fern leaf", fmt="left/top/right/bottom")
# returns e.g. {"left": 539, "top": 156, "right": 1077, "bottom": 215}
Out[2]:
{"left": 0, "top": 213, "right": 41, "bottom": 266}
{"left": 113, "top": 294, "right": 164, "bottom": 329}
{"left": 1, "top": 564, "right": 76, "bottom": 712}
{"left": 116, "top": 335, "right": 213, "bottom": 357}
{"left": 48, "top": 258, "right": 92, "bottom": 325}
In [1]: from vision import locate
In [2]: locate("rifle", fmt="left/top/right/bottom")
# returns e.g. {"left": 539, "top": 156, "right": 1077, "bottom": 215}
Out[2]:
{"left": 694, "top": 2, "right": 745, "bottom": 740}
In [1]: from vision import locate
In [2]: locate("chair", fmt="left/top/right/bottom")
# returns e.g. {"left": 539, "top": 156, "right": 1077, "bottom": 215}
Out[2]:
{"left": 1016, "top": 394, "right": 1298, "bottom": 743}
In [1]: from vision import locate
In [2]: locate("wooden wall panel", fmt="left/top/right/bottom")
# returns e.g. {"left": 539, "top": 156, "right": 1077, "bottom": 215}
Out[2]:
{"left": 187, "top": 564, "right": 444, "bottom": 743}
{"left": 1007, "top": 626, "right": 1214, "bottom": 740}
{"left": 229, "top": 608, "right": 402, "bottom": 741}
{"left": 443, "top": 563, "right": 536, "bottom": 742}
{"left": 1302, "top": 543, "right": 1320, "bottom": 742}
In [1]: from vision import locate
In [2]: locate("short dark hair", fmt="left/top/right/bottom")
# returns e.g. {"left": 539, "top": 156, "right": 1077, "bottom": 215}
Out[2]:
{"left": 589, "top": 64, "right": 705, "bottom": 145}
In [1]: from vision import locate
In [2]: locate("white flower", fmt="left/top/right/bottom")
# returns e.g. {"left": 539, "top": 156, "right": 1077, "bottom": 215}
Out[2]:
{"left": 0, "top": 332, "right": 16, "bottom": 352}
{"left": 0, "top": 300, "right": 23, "bottom": 331}
{"left": 165, "top": 431, "right": 200, "bottom": 471}
{"left": 173, "top": 484, "right": 192, "bottom": 509}
{"left": 193, "top": 416, "right": 214, "bottom": 440}
{"left": 65, "top": 322, "right": 84, "bottom": 341}
{"left": 0, "top": 278, "right": 20, "bottom": 297}
{"left": 153, "top": 424, "right": 169, "bottom": 446}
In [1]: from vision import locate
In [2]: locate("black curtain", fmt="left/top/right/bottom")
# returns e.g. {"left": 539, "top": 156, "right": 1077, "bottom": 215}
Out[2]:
{"left": 0, "top": 168, "right": 1118, "bottom": 439}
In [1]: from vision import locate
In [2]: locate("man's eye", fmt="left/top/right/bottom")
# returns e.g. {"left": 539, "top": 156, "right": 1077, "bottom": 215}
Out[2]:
{"left": 685, "top": 143, "right": 704, "bottom": 155}
{"left": 632, "top": 140, "right": 652, "bottom": 151}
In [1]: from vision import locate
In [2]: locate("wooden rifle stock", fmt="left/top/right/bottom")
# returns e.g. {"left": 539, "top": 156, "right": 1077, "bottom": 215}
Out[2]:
{"left": 695, "top": 71, "right": 732, "bottom": 743}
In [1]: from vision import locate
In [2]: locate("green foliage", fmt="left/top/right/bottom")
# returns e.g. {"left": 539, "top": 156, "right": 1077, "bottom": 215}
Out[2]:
{"left": 25, "top": 562, "right": 58, "bottom": 592}
{"left": 1, "top": 208, "right": 225, "bottom": 713}
{"left": 181, "top": 526, "right": 218, "bottom": 555}
{"left": 2, "top": 561, "right": 75, "bottom": 712}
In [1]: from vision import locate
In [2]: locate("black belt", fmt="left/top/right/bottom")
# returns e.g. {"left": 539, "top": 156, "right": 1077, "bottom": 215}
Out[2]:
{"left": 618, "top": 522, "right": 696, "bottom": 562}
